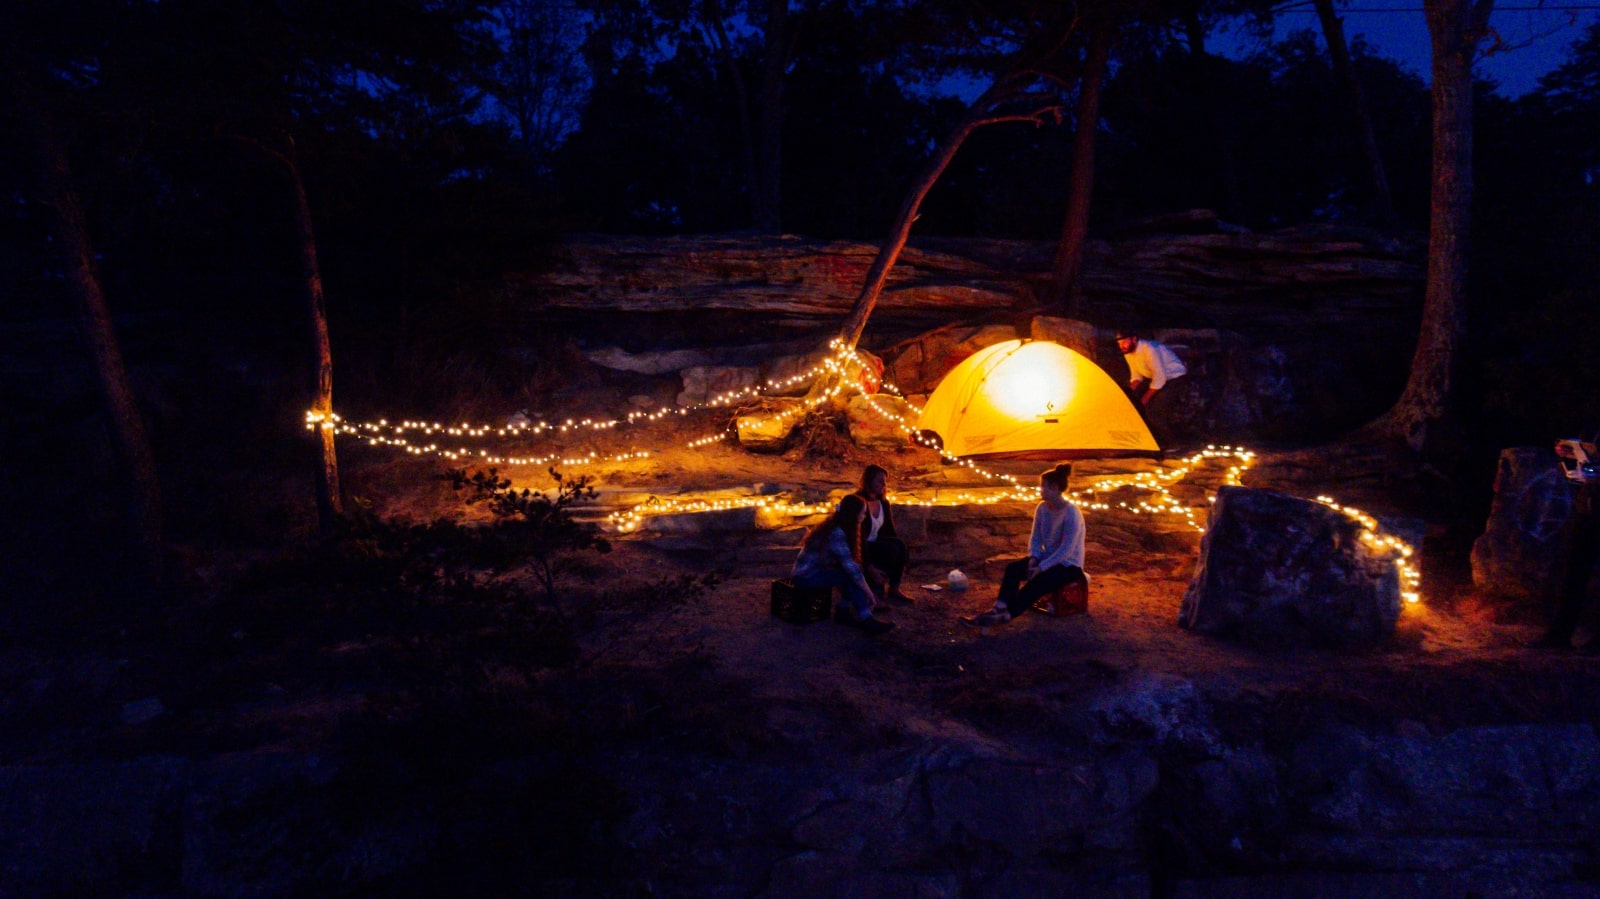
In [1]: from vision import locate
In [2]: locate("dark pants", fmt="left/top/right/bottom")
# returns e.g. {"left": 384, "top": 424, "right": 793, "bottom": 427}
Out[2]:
{"left": 1547, "top": 514, "right": 1600, "bottom": 644}
{"left": 864, "top": 537, "right": 908, "bottom": 590}
{"left": 1129, "top": 377, "right": 1186, "bottom": 449}
{"left": 997, "top": 558, "right": 1087, "bottom": 616}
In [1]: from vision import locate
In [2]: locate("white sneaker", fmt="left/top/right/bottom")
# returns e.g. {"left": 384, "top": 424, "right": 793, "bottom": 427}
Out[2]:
{"left": 960, "top": 606, "right": 1011, "bottom": 627}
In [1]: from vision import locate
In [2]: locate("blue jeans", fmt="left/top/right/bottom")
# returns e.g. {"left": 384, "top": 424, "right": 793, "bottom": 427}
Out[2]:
{"left": 792, "top": 569, "right": 877, "bottom": 619}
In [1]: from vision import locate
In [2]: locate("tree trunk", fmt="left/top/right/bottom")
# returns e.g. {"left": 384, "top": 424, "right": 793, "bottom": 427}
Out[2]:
{"left": 1050, "top": 21, "right": 1113, "bottom": 316}
{"left": 752, "top": 0, "right": 789, "bottom": 232}
{"left": 1314, "top": 0, "right": 1394, "bottom": 223}
{"left": 1375, "top": 0, "right": 1491, "bottom": 451}
{"left": 834, "top": 113, "right": 986, "bottom": 351}
{"left": 832, "top": 11, "right": 1075, "bottom": 356}
{"left": 34, "top": 121, "right": 165, "bottom": 588}
{"left": 286, "top": 140, "right": 343, "bottom": 531}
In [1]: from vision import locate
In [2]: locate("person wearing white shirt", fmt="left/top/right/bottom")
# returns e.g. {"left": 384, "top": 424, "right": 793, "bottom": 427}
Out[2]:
{"left": 1116, "top": 328, "right": 1189, "bottom": 447}
{"left": 856, "top": 464, "right": 913, "bottom": 604}
{"left": 961, "top": 463, "right": 1087, "bottom": 628}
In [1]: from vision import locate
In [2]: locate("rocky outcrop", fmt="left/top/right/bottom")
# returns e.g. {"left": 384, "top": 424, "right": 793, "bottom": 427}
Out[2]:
{"left": 0, "top": 752, "right": 339, "bottom": 899}
{"left": 676, "top": 364, "right": 761, "bottom": 407}
{"left": 880, "top": 323, "right": 1019, "bottom": 396}
{"left": 1180, "top": 486, "right": 1402, "bottom": 648}
{"left": 539, "top": 227, "right": 1421, "bottom": 442}
{"left": 7, "top": 695, "right": 1600, "bottom": 896}
{"left": 1029, "top": 315, "right": 1098, "bottom": 358}
{"left": 510, "top": 226, "right": 1422, "bottom": 337}
{"left": 1471, "top": 446, "right": 1583, "bottom": 602}
{"left": 507, "top": 234, "right": 1033, "bottom": 325}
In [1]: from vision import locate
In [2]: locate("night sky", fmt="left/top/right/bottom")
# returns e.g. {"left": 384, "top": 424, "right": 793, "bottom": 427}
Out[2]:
{"left": 1220, "top": 1, "right": 1600, "bottom": 96}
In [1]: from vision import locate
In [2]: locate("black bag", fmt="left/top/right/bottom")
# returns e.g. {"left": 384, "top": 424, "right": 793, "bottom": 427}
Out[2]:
{"left": 770, "top": 578, "right": 833, "bottom": 624}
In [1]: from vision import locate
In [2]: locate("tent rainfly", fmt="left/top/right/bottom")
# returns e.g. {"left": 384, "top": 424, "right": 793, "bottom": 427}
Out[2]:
{"left": 915, "top": 339, "right": 1161, "bottom": 459}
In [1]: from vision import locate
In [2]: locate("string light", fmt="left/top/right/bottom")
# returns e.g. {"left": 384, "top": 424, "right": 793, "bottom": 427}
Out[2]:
{"left": 309, "top": 341, "right": 1423, "bottom": 603}
{"left": 1314, "top": 495, "right": 1423, "bottom": 605}
{"left": 308, "top": 342, "right": 880, "bottom": 470}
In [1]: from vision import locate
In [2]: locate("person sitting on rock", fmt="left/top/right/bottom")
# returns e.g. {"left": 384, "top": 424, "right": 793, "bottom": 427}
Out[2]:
{"left": 1116, "top": 327, "right": 1189, "bottom": 448}
{"left": 857, "top": 464, "right": 914, "bottom": 604}
{"left": 791, "top": 493, "right": 894, "bottom": 636}
{"left": 961, "top": 463, "right": 1087, "bottom": 628}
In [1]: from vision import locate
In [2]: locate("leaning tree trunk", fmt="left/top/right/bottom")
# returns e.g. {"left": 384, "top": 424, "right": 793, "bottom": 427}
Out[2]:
{"left": 35, "top": 122, "right": 165, "bottom": 588}
{"left": 1314, "top": 0, "right": 1394, "bottom": 223}
{"left": 285, "top": 140, "right": 343, "bottom": 532}
{"left": 835, "top": 80, "right": 1062, "bottom": 351}
{"left": 834, "top": 112, "right": 986, "bottom": 352}
{"left": 831, "top": 10, "right": 1076, "bottom": 362}
{"left": 1050, "top": 20, "right": 1114, "bottom": 316}
{"left": 1374, "top": 0, "right": 1491, "bottom": 451}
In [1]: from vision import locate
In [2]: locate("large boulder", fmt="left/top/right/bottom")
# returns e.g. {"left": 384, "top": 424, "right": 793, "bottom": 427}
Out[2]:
{"left": 584, "top": 346, "right": 714, "bottom": 375}
{"left": 881, "top": 324, "right": 1017, "bottom": 395}
{"left": 1470, "top": 446, "right": 1583, "bottom": 602}
{"left": 736, "top": 399, "right": 808, "bottom": 452}
{"left": 1028, "top": 315, "right": 1098, "bottom": 358}
{"left": 760, "top": 347, "right": 832, "bottom": 395}
{"left": 678, "top": 364, "right": 760, "bottom": 407}
{"left": 845, "top": 394, "right": 913, "bottom": 450}
{"left": 1180, "top": 486, "right": 1402, "bottom": 648}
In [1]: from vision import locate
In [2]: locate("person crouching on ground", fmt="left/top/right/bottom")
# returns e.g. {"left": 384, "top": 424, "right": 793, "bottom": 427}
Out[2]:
{"left": 858, "top": 464, "right": 914, "bottom": 604}
{"left": 961, "top": 463, "right": 1086, "bottom": 628}
{"left": 791, "top": 493, "right": 895, "bottom": 636}
{"left": 1116, "top": 328, "right": 1188, "bottom": 448}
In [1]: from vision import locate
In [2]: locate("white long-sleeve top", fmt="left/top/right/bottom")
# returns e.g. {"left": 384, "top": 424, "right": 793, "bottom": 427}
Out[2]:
{"left": 1029, "top": 500, "right": 1085, "bottom": 572}
{"left": 1123, "top": 339, "right": 1188, "bottom": 390}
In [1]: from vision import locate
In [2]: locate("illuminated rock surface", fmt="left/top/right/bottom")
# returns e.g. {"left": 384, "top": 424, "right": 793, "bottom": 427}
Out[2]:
{"left": 1181, "top": 486, "right": 1402, "bottom": 647}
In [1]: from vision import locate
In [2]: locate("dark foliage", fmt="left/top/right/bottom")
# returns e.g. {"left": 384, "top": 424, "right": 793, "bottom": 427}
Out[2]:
{"left": 447, "top": 466, "right": 613, "bottom": 599}
{"left": 237, "top": 466, "right": 610, "bottom": 611}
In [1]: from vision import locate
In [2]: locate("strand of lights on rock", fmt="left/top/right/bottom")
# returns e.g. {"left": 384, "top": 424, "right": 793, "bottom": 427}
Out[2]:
{"left": 309, "top": 341, "right": 1422, "bottom": 603}
{"left": 306, "top": 341, "right": 892, "bottom": 465}
{"left": 1315, "top": 496, "right": 1422, "bottom": 604}
{"left": 303, "top": 345, "right": 865, "bottom": 466}
{"left": 606, "top": 494, "right": 839, "bottom": 533}
{"left": 303, "top": 411, "right": 659, "bottom": 468}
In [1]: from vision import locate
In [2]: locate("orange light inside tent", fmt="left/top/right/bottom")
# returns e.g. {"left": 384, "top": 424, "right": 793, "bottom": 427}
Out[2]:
{"left": 986, "top": 343, "right": 1077, "bottom": 420}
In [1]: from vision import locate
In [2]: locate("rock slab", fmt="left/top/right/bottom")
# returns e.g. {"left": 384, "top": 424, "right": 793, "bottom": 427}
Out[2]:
{"left": 1470, "top": 446, "right": 1584, "bottom": 602}
{"left": 1180, "top": 486, "right": 1401, "bottom": 648}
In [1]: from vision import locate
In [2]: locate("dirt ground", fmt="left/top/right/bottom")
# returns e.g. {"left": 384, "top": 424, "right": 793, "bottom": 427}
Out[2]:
{"left": 339, "top": 399, "right": 1600, "bottom": 757}
{"left": 10, "top": 391, "right": 1600, "bottom": 897}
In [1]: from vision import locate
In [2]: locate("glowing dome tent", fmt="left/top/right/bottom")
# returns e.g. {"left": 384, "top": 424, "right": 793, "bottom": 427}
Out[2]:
{"left": 915, "top": 339, "right": 1161, "bottom": 459}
